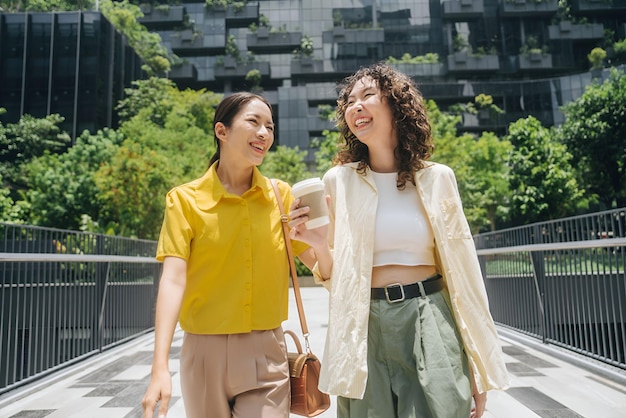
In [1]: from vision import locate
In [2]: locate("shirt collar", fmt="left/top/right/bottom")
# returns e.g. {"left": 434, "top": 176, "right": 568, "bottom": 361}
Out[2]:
{"left": 196, "top": 162, "right": 271, "bottom": 210}
{"left": 341, "top": 162, "right": 377, "bottom": 191}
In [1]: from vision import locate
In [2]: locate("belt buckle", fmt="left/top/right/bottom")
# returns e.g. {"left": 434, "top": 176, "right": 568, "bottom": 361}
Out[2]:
{"left": 384, "top": 283, "right": 405, "bottom": 303}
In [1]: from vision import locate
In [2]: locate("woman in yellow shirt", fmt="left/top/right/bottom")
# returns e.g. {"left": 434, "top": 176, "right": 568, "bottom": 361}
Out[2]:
{"left": 141, "top": 92, "right": 332, "bottom": 418}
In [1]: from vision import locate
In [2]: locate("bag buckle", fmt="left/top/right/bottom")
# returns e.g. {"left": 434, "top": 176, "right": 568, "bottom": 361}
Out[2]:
{"left": 384, "top": 283, "right": 405, "bottom": 303}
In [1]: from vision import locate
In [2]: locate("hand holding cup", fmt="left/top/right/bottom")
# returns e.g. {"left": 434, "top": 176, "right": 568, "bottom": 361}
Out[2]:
{"left": 290, "top": 178, "right": 329, "bottom": 229}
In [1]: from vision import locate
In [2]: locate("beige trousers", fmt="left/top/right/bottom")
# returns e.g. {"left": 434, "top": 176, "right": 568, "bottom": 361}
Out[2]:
{"left": 180, "top": 327, "right": 290, "bottom": 418}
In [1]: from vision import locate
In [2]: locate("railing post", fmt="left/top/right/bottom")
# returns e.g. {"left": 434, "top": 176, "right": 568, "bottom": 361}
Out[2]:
{"left": 531, "top": 224, "right": 547, "bottom": 343}
{"left": 93, "top": 235, "right": 108, "bottom": 352}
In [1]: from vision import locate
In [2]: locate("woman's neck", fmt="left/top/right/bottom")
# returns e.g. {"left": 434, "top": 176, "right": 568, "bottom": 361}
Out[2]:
{"left": 368, "top": 151, "right": 397, "bottom": 173}
{"left": 216, "top": 161, "right": 254, "bottom": 196}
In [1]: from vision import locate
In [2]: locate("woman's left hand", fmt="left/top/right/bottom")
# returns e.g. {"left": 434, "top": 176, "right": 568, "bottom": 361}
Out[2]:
{"left": 471, "top": 391, "right": 487, "bottom": 418}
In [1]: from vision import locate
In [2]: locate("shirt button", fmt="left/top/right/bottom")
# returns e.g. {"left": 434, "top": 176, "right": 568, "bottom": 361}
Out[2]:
{"left": 244, "top": 304, "right": 251, "bottom": 311}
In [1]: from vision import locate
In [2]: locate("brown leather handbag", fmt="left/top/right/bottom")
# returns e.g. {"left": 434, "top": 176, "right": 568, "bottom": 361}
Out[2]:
{"left": 284, "top": 330, "right": 329, "bottom": 416}
{"left": 271, "top": 179, "right": 331, "bottom": 417}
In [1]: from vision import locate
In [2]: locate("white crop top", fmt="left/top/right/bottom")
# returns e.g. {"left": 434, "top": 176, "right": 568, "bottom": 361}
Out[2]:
{"left": 370, "top": 171, "right": 435, "bottom": 267}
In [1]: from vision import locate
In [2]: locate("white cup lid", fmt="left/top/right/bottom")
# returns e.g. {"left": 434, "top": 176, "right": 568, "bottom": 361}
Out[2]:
{"left": 292, "top": 177, "right": 324, "bottom": 197}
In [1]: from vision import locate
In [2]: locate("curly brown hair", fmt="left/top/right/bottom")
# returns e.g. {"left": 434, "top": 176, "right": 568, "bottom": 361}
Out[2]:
{"left": 334, "top": 62, "right": 433, "bottom": 189}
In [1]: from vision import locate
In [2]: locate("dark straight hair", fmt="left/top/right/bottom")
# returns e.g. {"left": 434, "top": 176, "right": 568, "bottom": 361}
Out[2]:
{"left": 208, "top": 92, "right": 273, "bottom": 166}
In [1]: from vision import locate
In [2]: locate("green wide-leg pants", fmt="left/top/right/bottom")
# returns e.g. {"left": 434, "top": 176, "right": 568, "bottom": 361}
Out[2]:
{"left": 337, "top": 288, "right": 472, "bottom": 418}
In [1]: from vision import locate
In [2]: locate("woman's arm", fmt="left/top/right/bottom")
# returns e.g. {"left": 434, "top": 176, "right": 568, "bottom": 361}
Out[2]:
{"left": 142, "top": 256, "right": 187, "bottom": 418}
{"left": 471, "top": 372, "right": 487, "bottom": 418}
{"left": 289, "top": 197, "right": 333, "bottom": 281}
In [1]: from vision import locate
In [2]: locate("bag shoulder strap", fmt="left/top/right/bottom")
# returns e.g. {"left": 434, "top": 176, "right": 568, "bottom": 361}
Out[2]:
{"left": 270, "top": 179, "right": 310, "bottom": 340}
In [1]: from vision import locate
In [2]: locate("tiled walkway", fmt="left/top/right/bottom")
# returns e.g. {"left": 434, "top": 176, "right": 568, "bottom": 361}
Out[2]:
{"left": 1, "top": 287, "right": 625, "bottom": 418}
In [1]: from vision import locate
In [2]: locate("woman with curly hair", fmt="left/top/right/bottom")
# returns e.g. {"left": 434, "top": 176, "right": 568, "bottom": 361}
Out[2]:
{"left": 288, "top": 63, "right": 509, "bottom": 417}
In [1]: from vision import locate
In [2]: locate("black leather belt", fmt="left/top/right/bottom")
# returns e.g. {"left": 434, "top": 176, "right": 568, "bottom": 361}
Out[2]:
{"left": 371, "top": 273, "right": 443, "bottom": 303}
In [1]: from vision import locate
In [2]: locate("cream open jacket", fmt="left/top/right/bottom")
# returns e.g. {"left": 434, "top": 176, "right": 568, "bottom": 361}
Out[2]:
{"left": 313, "top": 162, "right": 510, "bottom": 399}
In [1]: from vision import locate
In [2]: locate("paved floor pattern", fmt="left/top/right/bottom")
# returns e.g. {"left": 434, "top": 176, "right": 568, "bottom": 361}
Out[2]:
{"left": 1, "top": 287, "right": 625, "bottom": 418}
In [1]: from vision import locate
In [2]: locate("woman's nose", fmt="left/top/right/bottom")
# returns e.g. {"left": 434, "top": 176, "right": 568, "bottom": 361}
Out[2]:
{"left": 257, "top": 125, "right": 271, "bottom": 138}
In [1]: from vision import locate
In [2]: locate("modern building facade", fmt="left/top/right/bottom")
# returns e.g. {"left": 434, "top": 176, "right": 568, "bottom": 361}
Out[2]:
{"left": 1, "top": 1, "right": 624, "bottom": 158}
{"left": 0, "top": 11, "right": 143, "bottom": 140}
{"left": 138, "top": 0, "right": 626, "bottom": 161}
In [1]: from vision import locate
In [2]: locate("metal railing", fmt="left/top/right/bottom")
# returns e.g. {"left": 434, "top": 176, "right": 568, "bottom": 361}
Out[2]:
{"left": 475, "top": 208, "right": 626, "bottom": 370}
{"left": 0, "top": 223, "right": 160, "bottom": 394}
{"left": 2, "top": 208, "right": 625, "bottom": 393}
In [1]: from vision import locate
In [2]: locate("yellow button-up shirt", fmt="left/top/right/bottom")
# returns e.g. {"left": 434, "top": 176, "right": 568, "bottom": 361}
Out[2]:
{"left": 315, "top": 162, "right": 510, "bottom": 398}
{"left": 156, "top": 164, "right": 308, "bottom": 334}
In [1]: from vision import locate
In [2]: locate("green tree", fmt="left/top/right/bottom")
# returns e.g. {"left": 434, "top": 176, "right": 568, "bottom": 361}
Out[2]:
{"left": 506, "top": 116, "right": 586, "bottom": 225}
{"left": 4, "top": 76, "right": 220, "bottom": 237}
{"left": 118, "top": 104, "right": 214, "bottom": 183}
{"left": 427, "top": 100, "right": 474, "bottom": 189}
{"left": 429, "top": 100, "right": 511, "bottom": 232}
{"left": 100, "top": 0, "right": 171, "bottom": 75}
{"left": 260, "top": 145, "right": 309, "bottom": 186}
{"left": 116, "top": 77, "right": 179, "bottom": 126}
{"left": 95, "top": 85, "right": 220, "bottom": 238}
{"left": 587, "top": 47, "right": 606, "bottom": 70}
{"left": 245, "top": 69, "right": 262, "bottom": 93}
{"left": 558, "top": 68, "right": 626, "bottom": 208}
{"left": 0, "top": 0, "right": 94, "bottom": 11}
{"left": 225, "top": 34, "right": 240, "bottom": 61}
{"left": 295, "top": 35, "right": 314, "bottom": 58}
{"left": 312, "top": 104, "right": 339, "bottom": 175}
{"left": 463, "top": 132, "right": 513, "bottom": 232}
{"left": 0, "top": 174, "right": 22, "bottom": 223}
{"left": 94, "top": 141, "right": 171, "bottom": 238}
{"left": 312, "top": 131, "right": 339, "bottom": 176}
{"left": 0, "top": 113, "right": 71, "bottom": 194}
{"left": 22, "top": 128, "right": 123, "bottom": 229}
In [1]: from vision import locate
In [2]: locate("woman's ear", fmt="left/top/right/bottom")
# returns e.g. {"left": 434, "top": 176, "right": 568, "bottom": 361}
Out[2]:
{"left": 214, "top": 122, "right": 227, "bottom": 141}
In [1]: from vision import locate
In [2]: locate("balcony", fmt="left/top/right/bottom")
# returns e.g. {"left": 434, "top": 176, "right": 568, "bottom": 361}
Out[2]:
{"left": 518, "top": 53, "right": 553, "bottom": 70}
{"left": 331, "top": 26, "right": 346, "bottom": 39}
{"left": 225, "top": 3, "right": 259, "bottom": 28}
{"left": 500, "top": 0, "right": 558, "bottom": 17}
{"left": 570, "top": 0, "right": 625, "bottom": 13}
{"left": 456, "top": 108, "right": 509, "bottom": 132}
{"left": 214, "top": 60, "right": 270, "bottom": 79}
{"left": 442, "top": 0, "right": 485, "bottom": 20}
{"left": 137, "top": 5, "right": 185, "bottom": 29}
{"left": 168, "top": 62, "right": 197, "bottom": 82}
{"left": 447, "top": 53, "right": 500, "bottom": 73}
{"left": 247, "top": 29, "right": 302, "bottom": 54}
{"left": 391, "top": 62, "right": 446, "bottom": 78}
{"left": 323, "top": 28, "right": 385, "bottom": 44}
{"left": 548, "top": 21, "right": 604, "bottom": 40}
{"left": 290, "top": 57, "right": 325, "bottom": 76}
{"left": 170, "top": 33, "right": 225, "bottom": 57}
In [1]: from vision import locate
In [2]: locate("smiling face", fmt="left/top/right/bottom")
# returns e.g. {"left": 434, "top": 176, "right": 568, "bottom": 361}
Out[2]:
{"left": 215, "top": 98, "right": 275, "bottom": 167}
{"left": 345, "top": 76, "right": 396, "bottom": 151}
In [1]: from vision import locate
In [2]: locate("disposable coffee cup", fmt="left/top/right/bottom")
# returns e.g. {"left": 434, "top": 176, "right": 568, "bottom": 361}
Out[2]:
{"left": 291, "top": 178, "right": 329, "bottom": 229}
